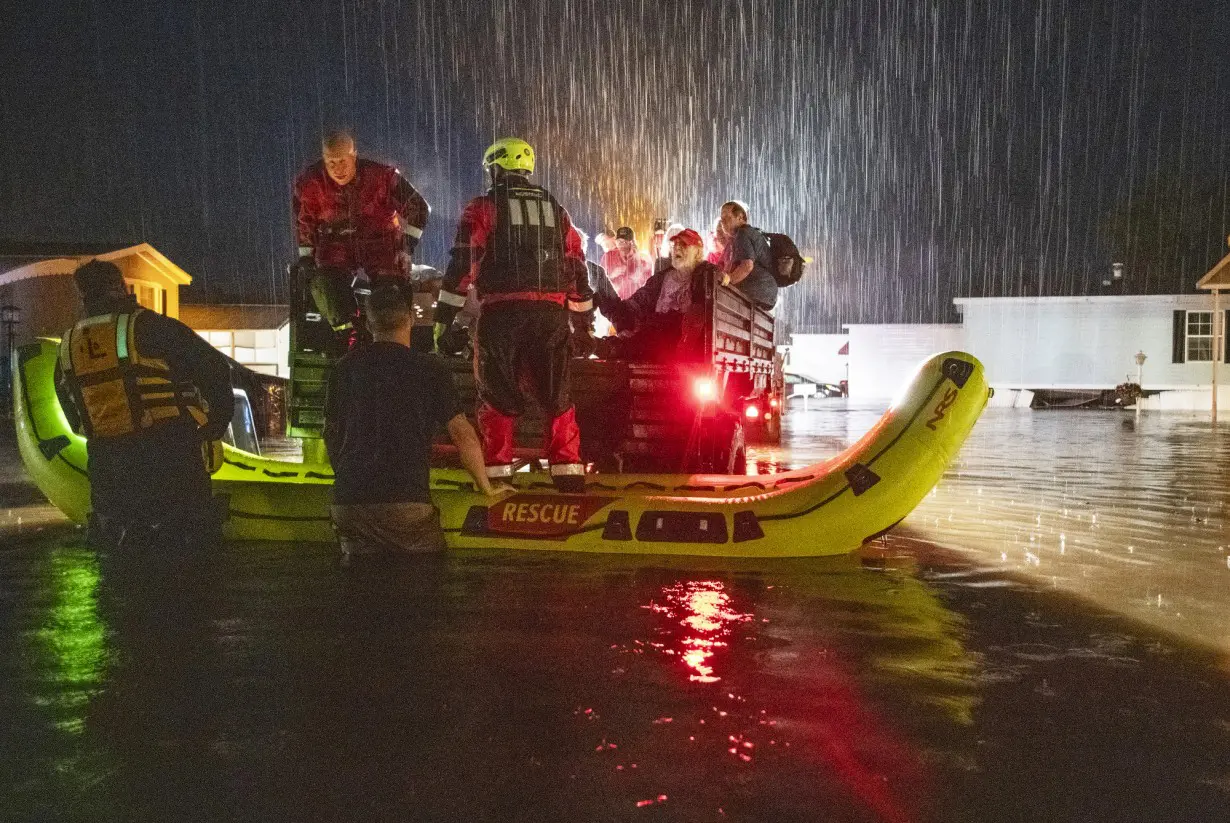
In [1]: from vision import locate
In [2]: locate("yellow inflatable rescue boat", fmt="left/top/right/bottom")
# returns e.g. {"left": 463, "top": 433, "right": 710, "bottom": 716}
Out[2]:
{"left": 13, "top": 340, "right": 988, "bottom": 557}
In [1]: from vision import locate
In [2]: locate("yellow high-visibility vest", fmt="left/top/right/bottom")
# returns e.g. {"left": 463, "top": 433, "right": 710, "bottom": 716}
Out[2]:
{"left": 58, "top": 310, "right": 209, "bottom": 439}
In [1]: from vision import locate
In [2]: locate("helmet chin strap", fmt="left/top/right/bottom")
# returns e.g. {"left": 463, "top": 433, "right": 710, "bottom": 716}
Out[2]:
{"left": 488, "top": 165, "right": 529, "bottom": 186}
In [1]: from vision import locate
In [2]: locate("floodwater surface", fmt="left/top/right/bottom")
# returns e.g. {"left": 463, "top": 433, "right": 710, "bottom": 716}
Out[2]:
{"left": 3, "top": 405, "right": 1230, "bottom": 822}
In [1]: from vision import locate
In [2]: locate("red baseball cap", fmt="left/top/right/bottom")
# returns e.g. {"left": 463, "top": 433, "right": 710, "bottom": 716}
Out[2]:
{"left": 671, "top": 228, "right": 703, "bottom": 248}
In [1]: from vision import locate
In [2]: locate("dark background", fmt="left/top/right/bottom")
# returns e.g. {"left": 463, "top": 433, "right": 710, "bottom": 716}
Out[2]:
{"left": 1, "top": 0, "right": 1226, "bottom": 332}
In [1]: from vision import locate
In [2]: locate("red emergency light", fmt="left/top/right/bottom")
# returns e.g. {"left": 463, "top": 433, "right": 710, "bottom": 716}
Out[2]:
{"left": 693, "top": 378, "right": 717, "bottom": 404}
{"left": 745, "top": 404, "right": 760, "bottom": 419}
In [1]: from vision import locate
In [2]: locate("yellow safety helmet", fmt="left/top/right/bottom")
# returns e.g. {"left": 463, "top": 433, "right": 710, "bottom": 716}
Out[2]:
{"left": 483, "top": 137, "right": 535, "bottom": 175}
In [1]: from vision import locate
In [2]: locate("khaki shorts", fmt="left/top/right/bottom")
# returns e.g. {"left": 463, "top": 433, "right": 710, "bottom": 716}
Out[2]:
{"left": 330, "top": 501, "right": 446, "bottom": 555}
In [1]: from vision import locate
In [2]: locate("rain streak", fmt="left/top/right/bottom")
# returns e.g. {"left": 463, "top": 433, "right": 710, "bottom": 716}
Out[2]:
{"left": 2, "top": 0, "right": 1226, "bottom": 328}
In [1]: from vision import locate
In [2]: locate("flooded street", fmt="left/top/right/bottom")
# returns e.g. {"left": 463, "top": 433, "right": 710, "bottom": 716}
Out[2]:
{"left": 3, "top": 405, "right": 1230, "bottom": 822}
{"left": 772, "top": 402, "right": 1230, "bottom": 657}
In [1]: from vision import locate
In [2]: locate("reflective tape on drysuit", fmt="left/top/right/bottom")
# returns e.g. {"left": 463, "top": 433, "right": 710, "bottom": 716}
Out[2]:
{"left": 58, "top": 310, "right": 209, "bottom": 440}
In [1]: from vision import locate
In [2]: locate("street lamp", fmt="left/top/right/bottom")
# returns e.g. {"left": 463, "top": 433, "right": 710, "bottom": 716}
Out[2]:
{"left": 1, "top": 304, "right": 21, "bottom": 417}
{"left": 1132, "top": 350, "right": 1148, "bottom": 417}
{"left": 1103, "top": 262, "right": 1125, "bottom": 290}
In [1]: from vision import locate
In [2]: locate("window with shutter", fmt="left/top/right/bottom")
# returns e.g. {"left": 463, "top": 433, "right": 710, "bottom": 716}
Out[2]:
{"left": 1224, "top": 309, "right": 1229, "bottom": 363}
{"left": 1173, "top": 310, "right": 1186, "bottom": 363}
{"left": 1186, "top": 311, "right": 1214, "bottom": 362}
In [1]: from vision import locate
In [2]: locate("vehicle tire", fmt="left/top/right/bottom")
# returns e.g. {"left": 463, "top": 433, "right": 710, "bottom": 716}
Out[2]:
{"left": 689, "top": 413, "right": 744, "bottom": 474}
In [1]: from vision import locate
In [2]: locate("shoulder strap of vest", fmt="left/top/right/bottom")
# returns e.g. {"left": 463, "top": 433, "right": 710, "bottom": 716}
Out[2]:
{"left": 58, "top": 327, "right": 75, "bottom": 376}
{"left": 109, "top": 311, "right": 150, "bottom": 432}
{"left": 113, "top": 312, "right": 131, "bottom": 363}
{"left": 123, "top": 309, "right": 146, "bottom": 365}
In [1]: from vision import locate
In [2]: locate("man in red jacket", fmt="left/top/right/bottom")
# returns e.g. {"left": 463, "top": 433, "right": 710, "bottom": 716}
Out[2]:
{"left": 434, "top": 137, "right": 594, "bottom": 492}
{"left": 293, "top": 129, "right": 430, "bottom": 342}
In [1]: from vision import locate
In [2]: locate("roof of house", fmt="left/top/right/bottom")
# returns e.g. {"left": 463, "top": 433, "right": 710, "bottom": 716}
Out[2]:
{"left": 0, "top": 242, "right": 192, "bottom": 287}
{"left": 1196, "top": 247, "right": 1230, "bottom": 290}
{"left": 0, "top": 240, "right": 141, "bottom": 261}
{"left": 952, "top": 294, "right": 1202, "bottom": 306}
{"left": 180, "top": 303, "right": 289, "bottom": 330}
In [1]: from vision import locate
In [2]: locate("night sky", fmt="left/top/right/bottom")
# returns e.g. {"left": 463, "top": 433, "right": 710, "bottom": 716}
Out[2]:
{"left": 2, "top": 0, "right": 1227, "bottom": 332}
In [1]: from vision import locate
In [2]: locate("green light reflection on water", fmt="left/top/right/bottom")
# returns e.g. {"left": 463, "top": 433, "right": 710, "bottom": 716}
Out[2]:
{"left": 32, "top": 547, "right": 107, "bottom": 735}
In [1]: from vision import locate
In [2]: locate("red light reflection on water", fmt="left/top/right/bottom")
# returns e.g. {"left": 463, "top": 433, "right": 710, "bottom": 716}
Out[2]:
{"left": 635, "top": 579, "right": 926, "bottom": 822}
{"left": 645, "top": 581, "right": 751, "bottom": 683}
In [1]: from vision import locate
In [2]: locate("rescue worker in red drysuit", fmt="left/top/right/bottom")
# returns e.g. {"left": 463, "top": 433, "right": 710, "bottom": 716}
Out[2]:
{"left": 434, "top": 137, "right": 595, "bottom": 493}
{"left": 293, "top": 129, "right": 430, "bottom": 351}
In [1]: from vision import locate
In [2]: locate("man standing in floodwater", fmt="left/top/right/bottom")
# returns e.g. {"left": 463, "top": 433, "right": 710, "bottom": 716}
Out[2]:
{"left": 57, "top": 260, "right": 234, "bottom": 550}
{"left": 325, "top": 286, "right": 511, "bottom": 558}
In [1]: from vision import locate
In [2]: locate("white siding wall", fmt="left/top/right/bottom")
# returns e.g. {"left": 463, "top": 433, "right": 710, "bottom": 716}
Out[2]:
{"left": 196, "top": 324, "right": 291, "bottom": 378}
{"left": 957, "top": 295, "right": 1226, "bottom": 390}
{"left": 276, "top": 323, "right": 290, "bottom": 376}
{"left": 844, "top": 324, "right": 966, "bottom": 400}
{"left": 786, "top": 333, "right": 848, "bottom": 384}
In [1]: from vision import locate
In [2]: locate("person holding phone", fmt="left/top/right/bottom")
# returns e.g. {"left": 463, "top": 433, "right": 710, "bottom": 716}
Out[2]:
{"left": 600, "top": 226, "right": 653, "bottom": 300}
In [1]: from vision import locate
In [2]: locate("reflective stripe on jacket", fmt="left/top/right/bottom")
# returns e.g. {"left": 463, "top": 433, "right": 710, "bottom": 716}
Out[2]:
{"left": 437, "top": 175, "right": 592, "bottom": 321}
{"left": 293, "top": 158, "right": 430, "bottom": 274}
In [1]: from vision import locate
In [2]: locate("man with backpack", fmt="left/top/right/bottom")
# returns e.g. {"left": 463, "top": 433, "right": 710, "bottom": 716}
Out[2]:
{"left": 716, "top": 200, "right": 778, "bottom": 310}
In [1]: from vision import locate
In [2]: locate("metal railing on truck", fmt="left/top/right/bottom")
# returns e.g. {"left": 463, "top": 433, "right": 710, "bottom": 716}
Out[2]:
{"left": 707, "top": 278, "right": 776, "bottom": 379}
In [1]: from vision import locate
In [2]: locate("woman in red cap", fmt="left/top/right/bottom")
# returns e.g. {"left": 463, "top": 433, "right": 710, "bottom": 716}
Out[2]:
{"left": 601, "top": 228, "right": 720, "bottom": 361}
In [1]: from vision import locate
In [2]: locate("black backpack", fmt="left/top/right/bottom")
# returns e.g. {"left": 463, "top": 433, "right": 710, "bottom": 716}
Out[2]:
{"left": 763, "top": 232, "right": 806, "bottom": 287}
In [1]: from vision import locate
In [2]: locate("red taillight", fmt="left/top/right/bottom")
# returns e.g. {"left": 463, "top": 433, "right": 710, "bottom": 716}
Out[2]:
{"left": 745, "top": 404, "right": 760, "bottom": 419}
{"left": 764, "top": 412, "right": 773, "bottom": 421}
{"left": 693, "top": 378, "right": 717, "bottom": 403}
{"left": 769, "top": 397, "right": 779, "bottom": 409}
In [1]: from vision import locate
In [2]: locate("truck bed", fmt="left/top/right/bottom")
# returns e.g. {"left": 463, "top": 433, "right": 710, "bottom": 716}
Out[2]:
{"left": 441, "top": 357, "right": 700, "bottom": 473}
{"left": 285, "top": 268, "right": 780, "bottom": 474}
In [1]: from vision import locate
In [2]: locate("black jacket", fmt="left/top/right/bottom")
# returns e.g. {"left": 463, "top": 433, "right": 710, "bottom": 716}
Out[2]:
{"left": 606, "top": 262, "right": 718, "bottom": 333}
{"left": 57, "top": 298, "right": 234, "bottom": 442}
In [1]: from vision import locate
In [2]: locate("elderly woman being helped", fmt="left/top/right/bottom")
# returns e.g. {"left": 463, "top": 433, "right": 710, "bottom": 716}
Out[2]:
{"left": 602, "top": 228, "right": 719, "bottom": 362}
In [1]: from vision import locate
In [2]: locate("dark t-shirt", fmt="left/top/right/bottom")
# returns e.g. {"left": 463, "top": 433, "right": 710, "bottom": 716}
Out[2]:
{"left": 324, "top": 342, "right": 461, "bottom": 505}
{"left": 727, "top": 225, "right": 779, "bottom": 310}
